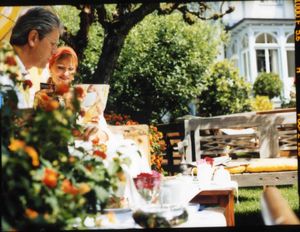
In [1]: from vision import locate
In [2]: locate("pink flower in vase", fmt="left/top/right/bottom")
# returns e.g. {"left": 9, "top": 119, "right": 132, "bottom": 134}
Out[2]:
{"left": 134, "top": 170, "right": 161, "bottom": 204}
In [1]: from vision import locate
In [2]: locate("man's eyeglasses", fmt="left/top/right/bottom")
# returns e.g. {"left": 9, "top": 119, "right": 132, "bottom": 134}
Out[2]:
{"left": 44, "top": 36, "right": 59, "bottom": 48}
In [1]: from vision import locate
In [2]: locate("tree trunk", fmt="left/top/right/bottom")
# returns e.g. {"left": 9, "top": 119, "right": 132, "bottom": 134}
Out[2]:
{"left": 92, "top": 3, "right": 159, "bottom": 84}
{"left": 92, "top": 31, "right": 126, "bottom": 84}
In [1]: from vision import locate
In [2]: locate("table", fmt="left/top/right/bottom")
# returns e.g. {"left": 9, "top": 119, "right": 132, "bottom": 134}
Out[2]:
{"left": 190, "top": 189, "right": 235, "bottom": 226}
{"left": 86, "top": 205, "right": 227, "bottom": 229}
{"left": 85, "top": 178, "right": 237, "bottom": 228}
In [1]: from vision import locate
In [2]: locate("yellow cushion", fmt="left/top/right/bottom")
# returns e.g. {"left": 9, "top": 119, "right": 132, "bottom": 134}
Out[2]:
{"left": 245, "top": 158, "right": 297, "bottom": 173}
{"left": 225, "top": 165, "right": 246, "bottom": 174}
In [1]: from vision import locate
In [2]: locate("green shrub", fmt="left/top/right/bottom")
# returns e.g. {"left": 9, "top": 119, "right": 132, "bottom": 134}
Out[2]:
{"left": 250, "top": 95, "right": 273, "bottom": 112}
{"left": 253, "top": 72, "right": 283, "bottom": 99}
{"left": 108, "top": 12, "right": 228, "bottom": 123}
{"left": 197, "top": 60, "right": 252, "bottom": 117}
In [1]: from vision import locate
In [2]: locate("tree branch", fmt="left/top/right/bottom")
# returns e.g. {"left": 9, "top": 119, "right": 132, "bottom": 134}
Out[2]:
{"left": 118, "top": 3, "right": 159, "bottom": 33}
{"left": 95, "top": 4, "right": 110, "bottom": 29}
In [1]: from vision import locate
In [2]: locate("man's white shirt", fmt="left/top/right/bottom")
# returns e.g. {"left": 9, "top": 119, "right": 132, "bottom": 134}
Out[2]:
{"left": 0, "top": 55, "right": 38, "bottom": 109}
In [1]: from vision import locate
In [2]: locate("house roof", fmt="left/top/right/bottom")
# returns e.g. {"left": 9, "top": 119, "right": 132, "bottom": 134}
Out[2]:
{"left": 225, "top": 18, "right": 295, "bottom": 32}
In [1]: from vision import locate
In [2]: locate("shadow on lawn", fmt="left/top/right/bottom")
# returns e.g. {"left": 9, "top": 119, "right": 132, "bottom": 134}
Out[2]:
{"left": 235, "top": 211, "right": 264, "bottom": 226}
{"left": 235, "top": 206, "right": 300, "bottom": 226}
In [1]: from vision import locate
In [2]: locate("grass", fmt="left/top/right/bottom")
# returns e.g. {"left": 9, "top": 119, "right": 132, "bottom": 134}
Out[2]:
{"left": 234, "top": 185, "right": 299, "bottom": 226}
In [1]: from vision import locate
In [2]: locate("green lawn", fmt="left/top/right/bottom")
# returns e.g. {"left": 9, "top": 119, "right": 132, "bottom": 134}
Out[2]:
{"left": 234, "top": 185, "right": 299, "bottom": 226}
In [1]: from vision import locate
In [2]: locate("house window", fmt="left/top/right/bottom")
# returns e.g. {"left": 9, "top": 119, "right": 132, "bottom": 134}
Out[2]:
{"left": 256, "top": 49, "right": 279, "bottom": 73}
{"left": 286, "top": 34, "right": 294, "bottom": 43}
{"left": 286, "top": 50, "right": 295, "bottom": 77}
{"left": 256, "top": 50, "right": 266, "bottom": 72}
{"left": 256, "top": 33, "right": 277, "bottom": 44}
{"left": 286, "top": 34, "right": 295, "bottom": 78}
{"left": 255, "top": 33, "right": 279, "bottom": 74}
{"left": 242, "top": 51, "right": 250, "bottom": 80}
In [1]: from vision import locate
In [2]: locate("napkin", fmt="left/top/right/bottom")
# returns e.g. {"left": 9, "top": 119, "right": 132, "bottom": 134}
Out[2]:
{"left": 160, "top": 176, "right": 200, "bottom": 207}
{"left": 121, "top": 164, "right": 147, "bottom": 209}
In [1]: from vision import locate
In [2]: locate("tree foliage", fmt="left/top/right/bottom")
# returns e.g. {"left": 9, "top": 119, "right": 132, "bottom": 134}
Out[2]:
{"left": 107, "top": 13, "right": 227, "bottom": 123}
{"left": 197, "top": 60, "right": 251, "bottom": 117}
{"left": 54, "top": 2, "right": 234, "bottom": 84}
{"left": 253, "top": 72, "right": 283, "bottom": 99}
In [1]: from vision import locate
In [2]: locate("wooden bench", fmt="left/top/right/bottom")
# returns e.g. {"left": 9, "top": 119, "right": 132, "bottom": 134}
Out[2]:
{"left": 231, "top": 170, "right": 298, "bottom": 187}
{"left": 183, "top": 112, "right": 297, "bottom": 187}
{"left": 157, "top": 122, "right": 185, "bottom": 175}
{"left": 183, "top": 111, "right": 296, "bottom": 161}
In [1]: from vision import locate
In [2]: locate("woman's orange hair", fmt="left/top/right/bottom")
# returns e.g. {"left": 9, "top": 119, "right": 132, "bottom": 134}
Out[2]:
{"left": 48, "top": 46, "right": 78, "bottom": 70}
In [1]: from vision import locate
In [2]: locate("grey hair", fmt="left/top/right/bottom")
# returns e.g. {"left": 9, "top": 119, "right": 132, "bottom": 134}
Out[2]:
{"left": 10, "top": 7, "right": 63, "bottom": 46}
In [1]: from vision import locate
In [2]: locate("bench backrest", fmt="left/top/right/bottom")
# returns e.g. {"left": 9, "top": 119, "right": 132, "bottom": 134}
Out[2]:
{"left": 184, "top": 111, "right": 296, "bottom": 162}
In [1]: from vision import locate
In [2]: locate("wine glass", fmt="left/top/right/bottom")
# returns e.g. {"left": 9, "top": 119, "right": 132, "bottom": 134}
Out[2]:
{"left": 133, "top": 171, "right": 161, "bottom": 205}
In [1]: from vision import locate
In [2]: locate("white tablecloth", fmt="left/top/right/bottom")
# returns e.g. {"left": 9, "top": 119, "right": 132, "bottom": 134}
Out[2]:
{"left": 86, "top": 205, "right": 226, "bottom": 229}
{"left": 82, "top": 177, "right": 237, "bottom": 229}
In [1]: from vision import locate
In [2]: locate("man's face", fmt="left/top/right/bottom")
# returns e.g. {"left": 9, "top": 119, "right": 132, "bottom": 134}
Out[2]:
{"left": 33, "top": 29, "right": 60, "bottom": 69}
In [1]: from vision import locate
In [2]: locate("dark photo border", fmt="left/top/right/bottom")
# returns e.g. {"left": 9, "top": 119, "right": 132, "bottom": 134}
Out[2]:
{"left": 0, "top": 0, "right": 299, "bottom": 231}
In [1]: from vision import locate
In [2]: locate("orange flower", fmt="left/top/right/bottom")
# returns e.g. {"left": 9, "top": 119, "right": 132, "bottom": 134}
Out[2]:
{"left": 99, "top": 144, "right": 107, "bottom": 151}
{"left": 68, "top": 156, "right": 76, "bottom": 163}
{"left": 43, "top": 213, "right": 50, "bottom": 220}
{"left": 8, "top": 138, "right": 25, "bottom": 151}
{"left": 117, "top": 171, "right": 126, "bottom": 182}
{"left": 5, "top": 56, "right": 17, "bottom": 66}
{"left": 85, "top": 164, "right": 93, "bottom": 172}
{"left": 44, "top": 100, "right": 59, "bottom": 112}
{"left": 72, "top": 129, "right": 81, "bottom": 137}
{"left": 92, "top": 136, "right": 100, "bottom": 145}
{"left": 61, "top": 179, "right": 79, "bottom": 195}
{"left": 78, "top": 183, "right": 91, "bottom": 195}
{"left": 93, "top": 150, "right": 107, "bottom": 159}
{"left": 74, "top": 86, "right": 84, "bottom": 98}
{"left": 41, "top": 93, "right": 50, "bottom": 101}
{"left": 24, "top": 146, "right": 39, "bottom": 167}
{"left": 55, "top": 83, "right": 70, "bottom": 95}
{"left": 25, "top": 208, "right": 38, "bottom": 219}
{"left": 23, "top": 80, "right": 33, "bottom": 89}
{"left": 42, "top": 168, "right": 58, "bottom": 188}
{"left": 79, "top": 110, "right": 86, "bottom": 117}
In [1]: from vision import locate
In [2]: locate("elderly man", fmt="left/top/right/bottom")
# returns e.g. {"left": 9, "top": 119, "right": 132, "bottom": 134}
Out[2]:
{"left": 0, "top": 7, "right": 63, "bottom": 109}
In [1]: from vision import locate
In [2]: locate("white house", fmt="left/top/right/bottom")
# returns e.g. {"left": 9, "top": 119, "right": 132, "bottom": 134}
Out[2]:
{"left": 215, "top": 0, "right": 295, "bottom": 102}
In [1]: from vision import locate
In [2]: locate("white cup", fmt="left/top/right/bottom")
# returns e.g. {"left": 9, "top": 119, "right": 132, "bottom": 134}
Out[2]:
{"left": 159, "top": 177, "right": 199, "bottom": 206}
{"left": 192, "top": 163, "right": 213, "bottom": 185}
{"left": 213, "top": 166, "right": 231, "bottom": 184}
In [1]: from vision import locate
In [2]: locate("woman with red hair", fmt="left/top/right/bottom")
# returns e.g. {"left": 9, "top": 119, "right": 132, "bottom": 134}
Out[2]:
{"left": 34, "top": 46, "right": 104, "bottom": 140}
{"left": 34, "top": 46, "right": 78, "bottom": 109}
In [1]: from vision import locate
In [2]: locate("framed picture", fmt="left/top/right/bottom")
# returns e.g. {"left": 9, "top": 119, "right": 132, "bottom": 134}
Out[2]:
{"left": 75, "top": 84, "right": 109, "bottom": 124}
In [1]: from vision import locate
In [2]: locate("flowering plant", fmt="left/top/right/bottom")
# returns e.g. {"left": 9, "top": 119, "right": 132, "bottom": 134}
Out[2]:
{"left": 104, "top": 112, "right": 166, "bottom": 173}
{"left": 1, "top": 42, "right": 125, "bottom": 230}
{"left": 133, "top": 171, "right": 161, "bottom": 204}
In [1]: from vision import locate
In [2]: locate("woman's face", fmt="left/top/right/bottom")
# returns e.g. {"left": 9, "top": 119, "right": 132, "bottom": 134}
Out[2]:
{"left": 50, "top": 55, "right": 76, "bottom": 87}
